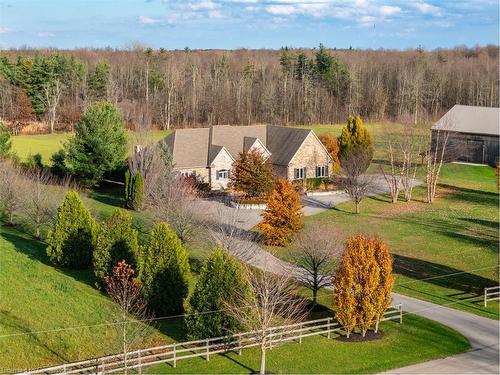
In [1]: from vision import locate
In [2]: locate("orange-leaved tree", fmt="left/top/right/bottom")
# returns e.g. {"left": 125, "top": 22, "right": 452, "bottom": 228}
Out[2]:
{"left": 319, "top": 134, "right": 340, "bottom": 172}
{"left": 334, "top": 234, "right": 381, "bottom": 337}
{"left": 372, "top": 237, "right": 394, "bottom": 332}
{"left": 258, "top": 178, "right": 303, "bottom": 246}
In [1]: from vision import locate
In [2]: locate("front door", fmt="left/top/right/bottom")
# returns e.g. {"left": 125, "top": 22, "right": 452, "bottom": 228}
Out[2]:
{"left": 467, "top": 139, "right": 484, "bottom": 163}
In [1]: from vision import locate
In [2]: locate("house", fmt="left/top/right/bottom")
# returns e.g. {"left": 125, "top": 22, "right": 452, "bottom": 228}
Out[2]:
{"left": 162, "top": 125, "right": 332, "bottom": 189}
{"left": 432, "top": 105, "right": 499, "bottom": 165}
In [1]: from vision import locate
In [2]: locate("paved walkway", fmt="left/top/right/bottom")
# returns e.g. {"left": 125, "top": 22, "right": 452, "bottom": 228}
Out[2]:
{"left": 199, "top": 177, "right": 499, "bottom": 374}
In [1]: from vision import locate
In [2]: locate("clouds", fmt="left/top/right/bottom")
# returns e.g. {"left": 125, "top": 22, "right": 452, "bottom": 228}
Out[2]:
{"left": 0, "top": 27, "right": 11, "bottom": 34}
{"left": 412, "top": 2, "right": 442, "bottom": 16}
{"left": 37, "top": 31, "right": 55, "bottom": 38}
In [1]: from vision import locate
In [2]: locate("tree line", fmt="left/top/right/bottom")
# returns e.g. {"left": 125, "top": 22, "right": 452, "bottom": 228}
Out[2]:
{"left": 0, "top": 44, "right": 498, "bottom": 131}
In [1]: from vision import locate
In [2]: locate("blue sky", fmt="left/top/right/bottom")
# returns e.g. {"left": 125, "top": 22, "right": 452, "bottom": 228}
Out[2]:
{"left": 0, "top": 0, "right": 498, "bottom": 50}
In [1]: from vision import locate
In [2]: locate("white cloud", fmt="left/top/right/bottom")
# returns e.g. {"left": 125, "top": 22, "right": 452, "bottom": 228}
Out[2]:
{"left": 413, "top": 2, "right": 442, "bottom": 16}
{"left": 38, "top": 31, "right": 55, "bottom": 37}
{"left": 186, "top": 0, "right": 218, "bottom": 11}
{"left": 266, "top": 2, "right": 329, "bottom": 17}
{"left": 208, "top": 10, "right": 224, "bottom": 18}
{"left": 359, "top": 15, "right": 376, "bottom": 27}
{"left": 0, "top": 27, "right": 11, "bottom": 34}
{"left": 379, "top": 5, "right": 401, "bottom": 16}
{"left": 139, "top": 16, "right": 162, "bottom": 24}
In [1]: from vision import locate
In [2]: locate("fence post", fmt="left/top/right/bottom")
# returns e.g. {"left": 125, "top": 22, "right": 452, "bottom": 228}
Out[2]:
{"left": 238, "top": 337, "right": 242, "bottom": 356}
{"left": 399, "top": 305, "right": 403, "bottom": 324}
{"left": 206, "top": 339, "right": 210, "bottom": 361}
{"left": 484, "top": 289, "right": 488, "bottom": 307}
{"left": 299, "top": 324, "right": 303, "bottom": 344}
{"left": 63, "top": 363, "right": 67, "bottom": 374}
{"left": 138, "top": 350, "right": 142, "bottom": 375}
{"left": 173, "top": 343, "right": 177, "bottom": 368}
{"left": 327, "top": 318, "right": 331, "bottom": 339}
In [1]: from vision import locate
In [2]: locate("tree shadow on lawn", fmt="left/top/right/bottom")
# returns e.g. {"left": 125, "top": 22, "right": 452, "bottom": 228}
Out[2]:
{"left": 394, "top": 254, "right": 498, "bottom": 299}
{"left": 0, "top": 229, "right": 100, "bottom": 290}
{"left": 87, "top": 187, "right": 124, "bottom": 211}
{"left": 437, "top": 183, "right": 499, "bottom": 206}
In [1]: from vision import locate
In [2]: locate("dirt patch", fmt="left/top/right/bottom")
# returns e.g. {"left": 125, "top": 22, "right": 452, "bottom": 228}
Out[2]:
{"left": 336, "top": 330, "right": 384, "bottom": 342}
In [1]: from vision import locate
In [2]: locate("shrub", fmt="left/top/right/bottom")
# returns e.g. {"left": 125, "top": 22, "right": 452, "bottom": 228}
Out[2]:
{"left": 140, "top": 222, "right": 190, "bottom": 315}
{"left": 46, "top": 191, "right": 98, "bottom": 269}
{"left": 64, "top": 101, "right": 127, "bottom": 187}
{"left": 22, "top": 153, "right": 43, "bottom": 172}
{"left": 124, "top": 169, "right": 144, "bottom": 211}
{"left": 93, "top": 209, "right": 139, "bottom": 281}
{"left": 319, "top": 134, "right": 340, "bottom": 172}
{"left": 0, "top": 122, "right": 12, "bottom": 158}
{"left": 258, "top": 178, "right": 303, "bottom": 246}
{"left": 185, "top": 248, "right": 248, "bottom": 339}
{"left": 50, "top": 150, "right": 67, "bottom": 177}
{"left": 337, "top": 115, "right": 374, "bottom": 168}
{"left": 230, "top": 150, "right": 274, "bottom": 198}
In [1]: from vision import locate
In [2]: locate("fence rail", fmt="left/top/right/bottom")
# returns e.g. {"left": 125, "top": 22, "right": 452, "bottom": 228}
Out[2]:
{"left": 484, "top": 286, "right": 500, "bottom": 307}
{"left": 25, "top": 304, "right": 403, "bottom": 375}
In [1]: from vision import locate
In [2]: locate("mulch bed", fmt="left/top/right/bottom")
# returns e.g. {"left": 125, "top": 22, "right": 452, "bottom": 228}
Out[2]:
{"left": 336, "top": 330, "right": 384, "bottom": 342}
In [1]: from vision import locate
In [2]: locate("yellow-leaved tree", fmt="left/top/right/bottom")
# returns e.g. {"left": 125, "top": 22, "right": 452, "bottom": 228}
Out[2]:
{"left": 373, "top": 237, "right": 395, "bottom": 332}
{"left": 335, "top": 234, "right": 385, "bottom": 337}
{"left": 258, "top": 178, "right": 303, "bottom": 246}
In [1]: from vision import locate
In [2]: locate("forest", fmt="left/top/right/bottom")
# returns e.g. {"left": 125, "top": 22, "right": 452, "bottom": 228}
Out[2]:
{"left": 0, "top": 44, "right": 498, "bottom": 132}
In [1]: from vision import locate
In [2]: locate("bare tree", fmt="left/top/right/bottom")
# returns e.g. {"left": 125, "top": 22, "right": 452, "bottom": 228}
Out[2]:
{"left": 0, "top": 162, "right": 24, "bottom": 225}
{"left": 225, "top": 269, "right": 307, "bottom": 375}
{"left": 20, "top": 169, "right": 62, "bottom": 239}
{"left": 104, "top": 261, "right": 155, "bottom": 374}
{"left": 426, "top": 116, "right": 454, "bottom": 203}
{"left": 43, "top": 79, "right": 63, "bottom": 134}
{"left": 291, "top": 225, "right": 342, "bottom": 306}
{"left": 338, "top": 152, "right": 374, "bottom": 214}
{"left": 400, "top": 125, "right": 423, "bottom": 202}
{"left": 380, "top": 139, "right": 403, "bottom": 203}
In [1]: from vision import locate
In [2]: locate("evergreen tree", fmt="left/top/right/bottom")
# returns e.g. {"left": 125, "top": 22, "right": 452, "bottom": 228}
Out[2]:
{"left": 185, "top": 248, "right": 248, "bottom": 339}
{"left": 88, "top": 61, "right": 110, "bottom": 102}
{"left": 140, "top": 223, "right": 190, "bottom": 315}
{"left": 338, "top": 115, "right": 374, "bottom": 167}
{"left": 50, "top": 150, "right": 67, "bottom": 177}
{"left": 65, "top": 101, "right": 127, "bottom": 187}
{"left": 46, "top": 191, "right": 97, "bottom": 269}
{"left": 0, "top": 122, "right": 12, "bottom": 158}
{"left": 93, "top": 209, "right": 139, "bottom": 281}
{"left": 124, "top": 170, "right": 144, "bottom": 211}
{"left": 230, "top": 150, "right": 274, "bottom": 198}
{"left": 258, "top": 178, "right": 303, "bottom": 246}
{"left": 314, "top": 44, "right": 350, "bottom": 97}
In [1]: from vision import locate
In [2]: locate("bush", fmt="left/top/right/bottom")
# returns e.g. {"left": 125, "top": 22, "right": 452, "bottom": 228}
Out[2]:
{"left": 259, "top": 178, "right": 303, "bottom": 246}
{"left": 319, "top": 134, "right": 340, "bottom": 172}
{"left": 185, "top": 248, "right": 248, "bottom": 339}
{"left": 140, "top": 222, "right": 190, "bottom": 315}
{"left": 22, "top": 153, "right": 43, "bottom": 172}
{"left": 93, "top": 209, "right": 139, "bottom": 281}
{"left": 64, "top": 101, "right": 127, "bottom": 187}
{"left": 50, "top": 150, "right": 67, "bottom": 177}
{"left": 124, "top": 169, "right": 144, "bottom": 211}
{"left": 0, "top": 122, "right": 12, "bottom": 158}
{"left": 46, "top": 191, "right": 98, "bottom": 269}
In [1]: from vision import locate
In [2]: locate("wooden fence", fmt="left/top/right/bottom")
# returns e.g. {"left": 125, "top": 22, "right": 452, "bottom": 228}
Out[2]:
{"left": 25, "top": 304, "right": 403, "bottom": 375}
{"left": 484, "top": 286, "right": 500, "bottom": 307}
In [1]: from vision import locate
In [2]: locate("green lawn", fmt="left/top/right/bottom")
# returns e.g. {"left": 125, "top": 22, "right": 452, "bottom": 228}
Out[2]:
{"left": 146, "top": 314, "right": 469, "bottom": 374}
{"left": 11, "top": 130, "right": 171, "bottom": 165}
{"left": 291, "top": 163, "right": 499, "bottom": 319}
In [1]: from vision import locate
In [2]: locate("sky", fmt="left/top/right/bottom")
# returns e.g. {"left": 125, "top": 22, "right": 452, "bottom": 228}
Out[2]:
{"left": 0, "top": 0, "right": 498, "bottom": 50}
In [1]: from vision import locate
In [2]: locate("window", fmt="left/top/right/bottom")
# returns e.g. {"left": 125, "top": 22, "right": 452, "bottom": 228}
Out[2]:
{"left": 180, "top": 170, "right": 194, "bottom": 178}
{"left": 316, "top": 165, "right": 328, "bottom": 177}
{"left": 217, "top": 170, "right": 229, "bottom": 180}
{"left": 294, "top": 167, "right": 305, "bottom": 179}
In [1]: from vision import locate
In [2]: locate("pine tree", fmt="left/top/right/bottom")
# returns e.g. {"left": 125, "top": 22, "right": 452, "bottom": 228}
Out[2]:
{"left": 258, "top": 178, "right": 303, "bottom": 246}
{"left": 64, "top": 101, "right": 127, "bottom": 187}
{"left": 88, "top": 61, "right": 110, "bottom": 102}
{"left": 334, "top": 234, "right": 381, "bottom": 337}
{"left": 140, "top": 223, "right": 190, "bottom": 315}
{"left": 124, "top": 170, "right": 144, "bottom": 211}
{"left": 338, "top": 115, "right": 374, "bottom": 167}
{"left": 93, "top": 209, "right": 139, "bottom": 281}
{"left": 185, "top": 248, "right": 248, "bottom": 339}
{"left": 230, "top": 150, "right": 274, "bottom": 198}
{"left": 46, "top": 191, "right": 97, "bottom": 269}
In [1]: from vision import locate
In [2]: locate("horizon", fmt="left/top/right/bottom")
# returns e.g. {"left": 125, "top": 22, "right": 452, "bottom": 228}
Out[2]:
{"left": 0, "top": 0, "right": 498, "bottom": 50}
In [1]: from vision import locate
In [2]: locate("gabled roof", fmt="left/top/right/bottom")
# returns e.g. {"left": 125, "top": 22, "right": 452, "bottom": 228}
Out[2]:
{"left": 163, "top": 125, "right": 325, "bottom": 169}
{"left": 432, "top": 105, "right": 499, "bottom": 136}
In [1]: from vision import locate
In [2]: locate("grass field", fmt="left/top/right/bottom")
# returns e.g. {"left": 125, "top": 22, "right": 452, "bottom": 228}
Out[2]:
{"left": 0, "top": 221, "right": 469, "bottom": 372}
{"left": 282, "top": 163, "right": 499, "bottom": 319}
{"left": 11, "top": 130, "right": 171, "bottom": 165}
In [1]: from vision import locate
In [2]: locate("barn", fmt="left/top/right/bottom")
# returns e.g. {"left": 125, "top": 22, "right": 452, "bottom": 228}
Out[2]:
{"left": 432, "top": 105, "right": 499, "bottom": 165}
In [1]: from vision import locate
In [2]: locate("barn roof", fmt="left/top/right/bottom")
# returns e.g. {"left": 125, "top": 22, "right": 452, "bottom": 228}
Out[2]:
{"left": 432, "top": 105, "right": 499, "bottom": 136}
